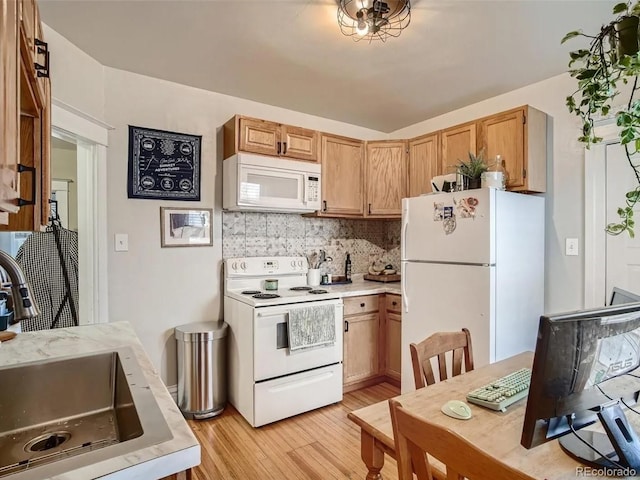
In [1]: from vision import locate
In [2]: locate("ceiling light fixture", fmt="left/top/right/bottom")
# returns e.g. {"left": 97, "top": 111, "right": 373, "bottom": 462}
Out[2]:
{"left": 337, "top": 0, "right": 411, "bottom": 43}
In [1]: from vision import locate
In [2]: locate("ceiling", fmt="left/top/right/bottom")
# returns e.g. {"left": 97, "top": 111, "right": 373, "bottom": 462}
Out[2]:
{"left": 39, "top": 0, "right": 617, "bottom": 132}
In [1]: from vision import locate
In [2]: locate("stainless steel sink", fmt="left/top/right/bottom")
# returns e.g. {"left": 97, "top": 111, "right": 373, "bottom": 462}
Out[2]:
{"left": 0, "top": 348, "right": 173, "bottom": 479}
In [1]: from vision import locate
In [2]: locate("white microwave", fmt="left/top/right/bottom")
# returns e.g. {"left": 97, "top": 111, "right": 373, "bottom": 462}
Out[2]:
{"left": 223, "top": 153, "right": 321, "bottom": 213}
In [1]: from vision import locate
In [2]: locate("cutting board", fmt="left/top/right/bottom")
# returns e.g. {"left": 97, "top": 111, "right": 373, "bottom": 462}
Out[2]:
{"left": 364, "top": 274, "right": 401, "bottom": 283}
{"left": 0, "top": 331, "right": 16, "bottom": 342}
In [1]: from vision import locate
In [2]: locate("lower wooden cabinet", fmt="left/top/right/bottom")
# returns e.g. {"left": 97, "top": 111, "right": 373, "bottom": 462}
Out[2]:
{"left": 343, "top": 312, "right": 379, "bottom": 386}
{"left": 342, "top": 293, "right": 402, "bottom": 391}
{"left": 386, "top": 313, "right": 401, "bottom": 380}
{"left": 343, "top": 295, "right": 380, "bottom": 391}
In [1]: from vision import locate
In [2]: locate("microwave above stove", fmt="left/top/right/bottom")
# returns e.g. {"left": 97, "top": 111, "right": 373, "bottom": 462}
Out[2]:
{"left": 223, "top": 153, "right": 321, "bottom": 213}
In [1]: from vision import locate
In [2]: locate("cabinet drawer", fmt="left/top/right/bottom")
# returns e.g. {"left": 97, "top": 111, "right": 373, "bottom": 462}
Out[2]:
{"left": 386, "top": 294, "right": 402, "bottom": 314}
{"left": 344, "top": 295, "right": 379, "bottom": 316}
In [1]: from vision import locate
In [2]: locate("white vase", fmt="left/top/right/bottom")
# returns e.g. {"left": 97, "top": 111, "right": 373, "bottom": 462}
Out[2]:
{"left": 307, "top": 269, "right": 321, "bottom": 287}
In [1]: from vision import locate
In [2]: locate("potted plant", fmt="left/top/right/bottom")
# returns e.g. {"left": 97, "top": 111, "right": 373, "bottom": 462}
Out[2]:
{"left": 456, "top": 151, "right": 488, "bottom": 190}
{"left": 563, "top": 1, "right": 640, "bottom": 236}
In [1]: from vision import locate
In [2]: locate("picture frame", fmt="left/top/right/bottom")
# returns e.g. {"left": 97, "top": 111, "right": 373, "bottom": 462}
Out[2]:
{"left": 160, "top": 207, "right": 213, "bottom": 248}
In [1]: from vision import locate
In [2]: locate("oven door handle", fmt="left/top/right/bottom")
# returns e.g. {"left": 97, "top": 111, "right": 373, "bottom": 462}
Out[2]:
{"left": 257, "top": 303, "right": 342, "bottom": 318}
{"left": 257, "top": 311, "right": 289, "bottom": 318}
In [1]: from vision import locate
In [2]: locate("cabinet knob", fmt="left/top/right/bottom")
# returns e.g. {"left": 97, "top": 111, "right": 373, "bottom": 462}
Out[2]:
{"left": 368, "top": 203, "right": 372, "bottom": 215}
{"left": 344, "top": 320, "right": 349, "bottom": 333}
{"left": 283, "top": 142, "right": 287, "bottom": 155}
{"left": 277, "top": 141, "right": 282, "bottom": 154}
{"left": 322, "top": 200, "right": 327, "bottom": 212}
{"left": 392, "top": 301, "right": 397, "bottom": 306}
{"left": 360, "top": 303, "right": 365, "bottom": 308}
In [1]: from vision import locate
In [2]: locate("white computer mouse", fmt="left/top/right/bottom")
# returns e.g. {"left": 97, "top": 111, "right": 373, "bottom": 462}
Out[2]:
{"left": 441, "top": 400, "right": 473, "bottom": 420}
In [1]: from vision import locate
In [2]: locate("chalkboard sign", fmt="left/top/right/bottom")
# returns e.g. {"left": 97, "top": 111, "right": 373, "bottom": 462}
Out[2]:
{"left": 127, "top": 125, "right": 201, "bottom": 201}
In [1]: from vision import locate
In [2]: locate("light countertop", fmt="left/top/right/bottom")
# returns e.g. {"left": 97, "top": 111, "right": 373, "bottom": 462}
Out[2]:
{"left": 0, "top": 322, "right": 200, "bottom": 480}
{"left": 320, "top": 276, "right": 401, "bottom": 298}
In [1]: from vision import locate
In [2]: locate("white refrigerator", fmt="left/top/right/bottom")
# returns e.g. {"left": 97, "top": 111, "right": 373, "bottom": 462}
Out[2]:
{"left": 400, "top": 188, "right": 545, "bottom": 392}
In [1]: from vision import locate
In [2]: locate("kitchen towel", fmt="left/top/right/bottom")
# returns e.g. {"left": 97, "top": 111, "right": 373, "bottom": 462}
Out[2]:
{"left": 288, "top": 305, "right": 336, "bottom": 353}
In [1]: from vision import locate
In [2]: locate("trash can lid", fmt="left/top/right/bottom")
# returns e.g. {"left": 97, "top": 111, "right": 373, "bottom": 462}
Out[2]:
{"left": 175, "top": 321, "right": 228, "bottom": 341}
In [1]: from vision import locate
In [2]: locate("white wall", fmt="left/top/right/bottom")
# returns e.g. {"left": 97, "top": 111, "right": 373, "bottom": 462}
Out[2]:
{"left": 391, "top": 73, "right": 585, "bottom": 314}
{"left": 43, "top": 24, "right": 105, "bottom": 121}
{"left": 103, "top": 68, "right": 385, "bottom": 385}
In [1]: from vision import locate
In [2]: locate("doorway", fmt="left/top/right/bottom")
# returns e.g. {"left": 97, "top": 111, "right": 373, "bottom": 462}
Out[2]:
{"left": 585, "top": 134, "right": 640, "bottom": 307}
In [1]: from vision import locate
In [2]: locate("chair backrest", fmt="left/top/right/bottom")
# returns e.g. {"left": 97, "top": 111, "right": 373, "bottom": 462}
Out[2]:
{"left": 410, "top": 328, "right": 474, "bottom": 389}
{"left": 388, "top": 399, "right": 536, "bottom": 480}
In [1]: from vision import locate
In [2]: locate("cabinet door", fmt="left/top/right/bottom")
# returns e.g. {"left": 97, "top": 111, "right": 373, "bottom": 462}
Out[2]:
{"left": 238, "top": 117, "right": 281, "bottom": 156}
{"left": 386, "top": 312, "right": 402, "bottom": 380}
{"left": 0, "top": 115, "right": 40, "bottom": 231}
{"left": 33, "top": 9, "right": 46, "bottom": 104}
{"left": 19, "top": 0, "right": 35, "bottom": 55}
{"left": 408, "top": 133, "right": 439, "bottom": 197}
{"left": 0, "top": 0, "right": 20, "bottom": 214}
{"left": 321, "top": 134, "right": 364, "bottom": 216}
{"left": 366, "top": 140, "right": 407, "bottom": 217}
{"left": 479, "top": 108, "right": 525, "bottom": 189}
{"left": 281, "top": 125, "right": 319, "bottom": 162}
{"left": 344, "top": 313, "right": 379, "bottom": 385}
{"left": 441, "top": 122, "right": 476, "bottom": 177}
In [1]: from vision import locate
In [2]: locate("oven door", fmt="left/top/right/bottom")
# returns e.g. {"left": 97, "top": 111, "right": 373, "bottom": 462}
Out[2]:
{"left": 253, "top": 299, "right": 343, "bottom": 382}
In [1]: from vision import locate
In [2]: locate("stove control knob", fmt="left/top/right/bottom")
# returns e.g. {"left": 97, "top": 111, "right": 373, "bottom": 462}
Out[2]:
{"left": 232, "top": 262, "right": 238, "bottom": 271}
{"left": 297, "top": 260, "right": 303, "bottom": 267}
{"left": 240, "top": 262, "right": 247, "bottom": 270}
{"left": 291, "top": 260, "right": 296, "bottom": 268}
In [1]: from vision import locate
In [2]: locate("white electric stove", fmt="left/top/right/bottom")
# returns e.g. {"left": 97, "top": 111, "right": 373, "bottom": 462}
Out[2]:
{"left": 223, "top": 256, "right": 344, "bottom": 427}
{"left": 224, "top": 256, "right": 341, "bottom": 307}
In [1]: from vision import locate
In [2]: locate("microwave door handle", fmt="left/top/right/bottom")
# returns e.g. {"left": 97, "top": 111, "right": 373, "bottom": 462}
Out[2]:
{"left": 303, "top": 175, "right": 308, "bottom": 205}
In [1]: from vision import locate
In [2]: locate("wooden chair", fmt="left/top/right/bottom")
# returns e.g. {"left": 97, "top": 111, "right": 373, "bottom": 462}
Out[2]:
{"left": 410, "top": 328, "right": 474, "bottom": 389}
{"left": 388, "top": 398, "right": 536, "bottom": 480}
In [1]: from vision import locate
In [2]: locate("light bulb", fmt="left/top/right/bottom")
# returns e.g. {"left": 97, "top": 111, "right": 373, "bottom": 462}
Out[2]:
{"left": 356, "top": 9, "right": 369, "bottom": 36}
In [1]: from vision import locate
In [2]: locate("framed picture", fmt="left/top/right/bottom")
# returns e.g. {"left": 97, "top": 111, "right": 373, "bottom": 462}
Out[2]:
{"left": 160, "top": 207, "right": 213, "bottom": 248}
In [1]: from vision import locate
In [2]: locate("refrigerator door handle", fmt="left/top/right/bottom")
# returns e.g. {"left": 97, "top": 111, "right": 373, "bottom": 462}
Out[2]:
{"left": 401, "top": 204, "right": 409, "bottom": 258}
{"left": 401, "top": 262, "right": 408, "bottom": 313}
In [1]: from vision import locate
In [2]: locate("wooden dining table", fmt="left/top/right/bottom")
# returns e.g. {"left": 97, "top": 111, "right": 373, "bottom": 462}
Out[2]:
{"left": 347, "top": 352, "right": 640, "bottom": 480}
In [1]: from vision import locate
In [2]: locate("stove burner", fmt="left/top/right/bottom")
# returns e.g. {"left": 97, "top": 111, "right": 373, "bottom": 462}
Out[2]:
{"left": 242, "top": 290, "right": 262, "bottom": 295}
{"left": 290, "top": 286, "right": 313, "bottom": 291}
{"left": 253, "top": 293, "right": 281, "bottom": 299}
{"left": 309, "top": 289, "right": 328, "bottom": 294}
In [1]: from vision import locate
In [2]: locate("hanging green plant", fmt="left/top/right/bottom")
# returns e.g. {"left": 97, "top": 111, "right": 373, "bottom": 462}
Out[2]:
{"left": 563, "top": 1, "right": 640, "bottom": 237}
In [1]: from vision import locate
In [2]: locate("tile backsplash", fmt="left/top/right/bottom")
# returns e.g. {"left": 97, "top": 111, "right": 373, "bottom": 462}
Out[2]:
{"left": 222, "top": 212, "right": 401, "bottom": 276}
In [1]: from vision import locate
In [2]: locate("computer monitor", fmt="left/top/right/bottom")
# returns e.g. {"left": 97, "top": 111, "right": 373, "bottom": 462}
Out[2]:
{"left": 610, "top": 287, "right": 640, "bottom": 306}
{"left": 521, "top": 302, "right": 640, "bottom": 471}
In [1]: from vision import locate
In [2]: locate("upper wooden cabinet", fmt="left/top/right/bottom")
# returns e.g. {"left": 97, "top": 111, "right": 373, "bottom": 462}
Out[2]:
{"left": 408, "top": 133, "right": 439, "bottom": 197}
{"left": 0, "top": 0, "right": 51, "bottom": 224}
{"left": 224, "top": 115, "right": 319, "bottom": 162}
{"left": 320, "top": 134, "right": 365, "bottom": 216}
{"left": 478, "top": 105, "right": 547, "bottom": 193}
{"left": 366, "top": 141, "right": 407, "bottom": 217}
{"left": 0, "top": 0, "right": 21, "bottom": 214}
{"left": 440, "top": 122, "right": 476, "bottom": 176}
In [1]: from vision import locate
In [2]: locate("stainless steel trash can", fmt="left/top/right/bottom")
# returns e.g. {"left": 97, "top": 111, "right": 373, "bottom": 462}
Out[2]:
{"left": 175, "top": 321, "right": 228, "bottom": 419}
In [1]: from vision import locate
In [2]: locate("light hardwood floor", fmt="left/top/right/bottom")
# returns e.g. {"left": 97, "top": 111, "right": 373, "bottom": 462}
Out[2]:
{"left": 186, "top": 382, "right": 400, "bottom": 480}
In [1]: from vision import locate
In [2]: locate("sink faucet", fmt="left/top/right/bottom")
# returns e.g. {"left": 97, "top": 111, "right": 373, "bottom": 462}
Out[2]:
{"left": 0, "top": 249, "right": 40, "bottom": 323}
